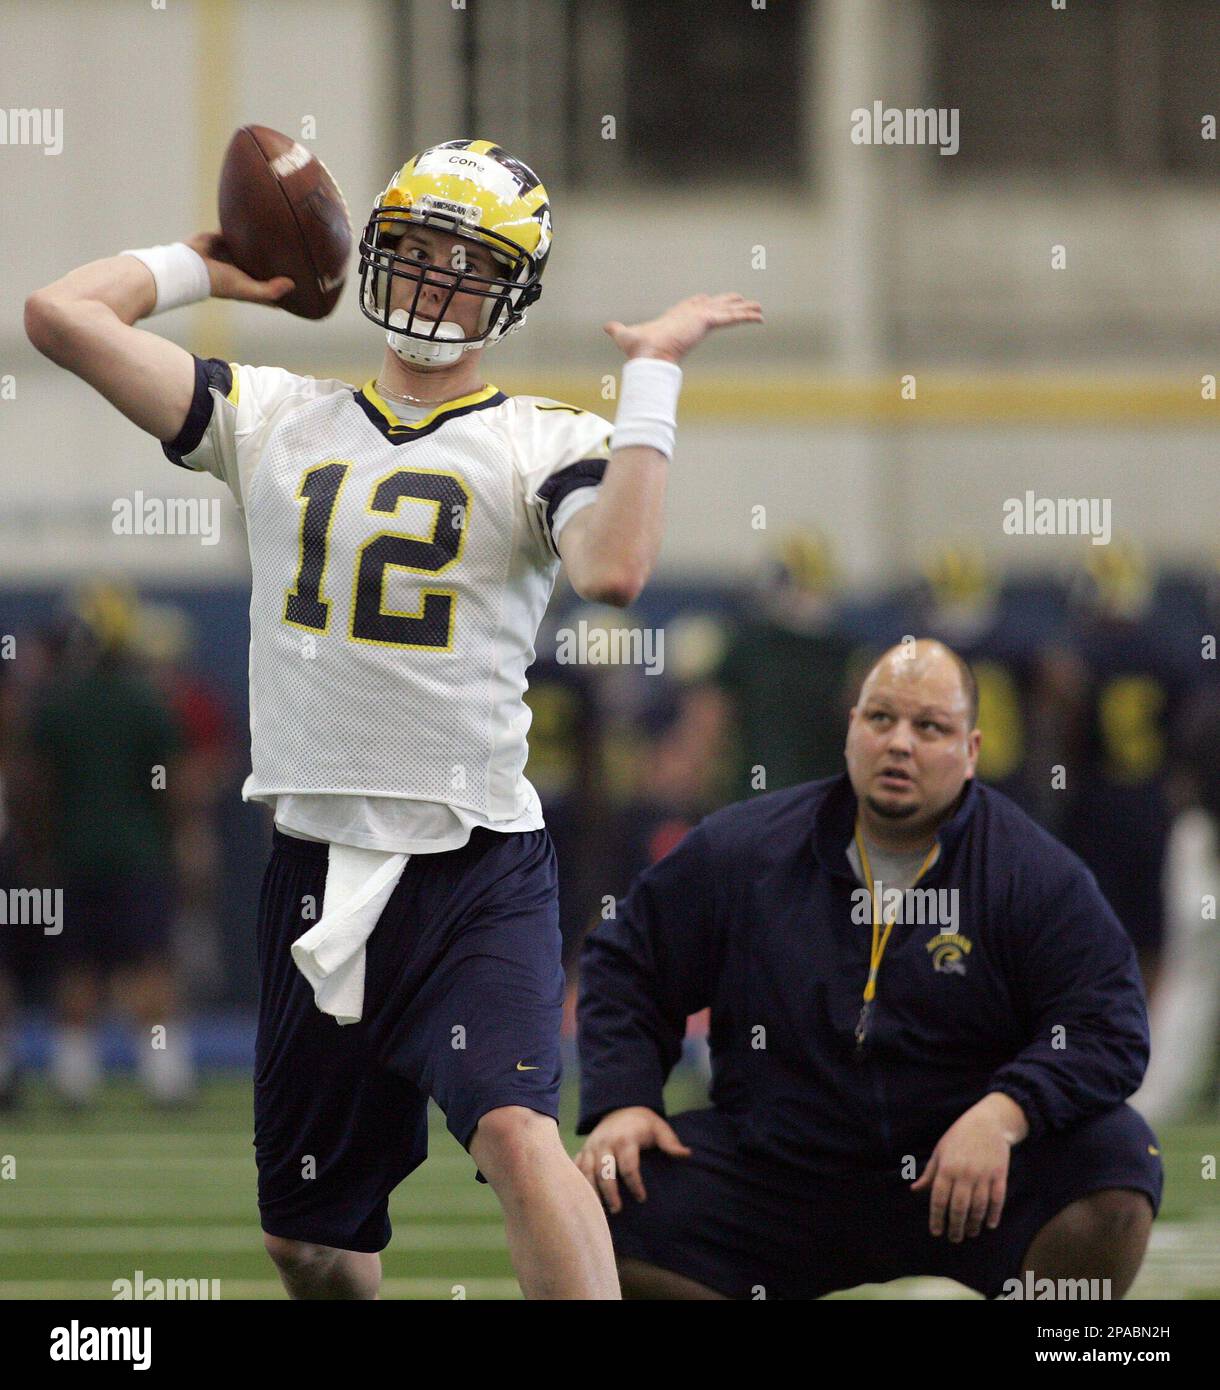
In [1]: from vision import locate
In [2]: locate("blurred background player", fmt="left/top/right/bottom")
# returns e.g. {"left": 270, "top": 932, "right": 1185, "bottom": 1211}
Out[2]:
{"left": 23, "top": 582, "right": 195, "bottom": 1106}
{"left": 714, "top": 530, "right": 855, "bottom": 799}
{"left": 609, "top": 681, "right": 732, "bottom": 887}
{"left": 520, "top": 645, "right": 610, "bottom": 974}
{"left": 904, "top": 543, "right": 1057, "bottom": 826}
{"left": 0, "top": 618, "right": 75, "bottom": 1109}
{"left": 1057, "top": 541, "right": 1191, "bottom": 1000}
{"left": 0, "top": 654, "right": 32, "bottom": 1108}
{"left": 1135, "top": 693, "right": 1220, "bottom": 1124}
{"left": 133, "top": 603, "right": 235, "bottom": 1003}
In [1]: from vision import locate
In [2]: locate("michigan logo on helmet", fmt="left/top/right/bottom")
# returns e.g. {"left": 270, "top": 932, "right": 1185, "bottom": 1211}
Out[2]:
{"left": 922, "top": 541, "right": 995, "bottom": 612}
{"left": 1075, "top": 535, "right": 1153, "bottom": 621}
{"left": 358, "top": 139, "right": 552, "bottom": 367}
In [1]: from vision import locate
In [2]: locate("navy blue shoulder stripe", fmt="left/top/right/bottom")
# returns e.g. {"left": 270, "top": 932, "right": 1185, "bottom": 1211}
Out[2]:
{"left": 537, "top": 457, "right": 608, "bottom": 540}
{"left": 163, "top": 356, "right": 233, "bottom": 468}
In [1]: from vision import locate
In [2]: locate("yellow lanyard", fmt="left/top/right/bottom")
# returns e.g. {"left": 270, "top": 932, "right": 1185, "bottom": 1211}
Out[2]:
{"left": 853, "top": 824, "right": 938, "bottom": 1046}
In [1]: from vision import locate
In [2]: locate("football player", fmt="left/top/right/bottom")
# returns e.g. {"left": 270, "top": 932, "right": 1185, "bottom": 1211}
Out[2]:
{"left": 25, "top": 138, "right": 762, "bottom": 1299}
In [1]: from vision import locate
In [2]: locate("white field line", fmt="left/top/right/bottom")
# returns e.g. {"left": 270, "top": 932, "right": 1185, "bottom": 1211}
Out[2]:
{"left": 4, "top": 1125, "right": 471, "bottom": 1146}
{"left": 0, "top": 1191, "right": 502, "bottom": 1219}
{"left": 2, "top": 1150, "right": 475, "bottom": 1170}
{"left": 0, "top": 1223, "right": 505, "bottom": 1253}
{"left": 826, "top": 1225, "right": 1220, "bottom": 1300}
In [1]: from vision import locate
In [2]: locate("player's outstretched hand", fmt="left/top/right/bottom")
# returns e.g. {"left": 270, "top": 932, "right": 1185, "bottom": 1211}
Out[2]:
{"left": 575, "top": 1106, "right": 693, "bottom": 1213}
{"left": 184, "top": 231, "right": 295, "bottom": 306}
{"left": 603, "top": 292, "right": 763, "bottom": 365}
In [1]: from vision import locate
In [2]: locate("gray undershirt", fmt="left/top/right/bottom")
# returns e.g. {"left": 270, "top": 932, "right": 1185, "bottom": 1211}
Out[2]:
{"left": 845, "top": 837, "right": 938, "bottom": 896}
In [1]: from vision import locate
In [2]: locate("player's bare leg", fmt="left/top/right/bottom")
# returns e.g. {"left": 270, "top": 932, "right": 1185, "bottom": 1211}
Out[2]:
{"left": 262, "top": 1234, "right": 382, "bottom": 1300}
{"left": 617, "top": 1257, "right": 727, "bottom": 1300}
{"left": 470, "top": 1106, "right": 620, "bottom": 1299}
{"left": 1019, "top": 1188, "right": 1153, "bottom": 1298}
{"left": 113, "top": 959, "right": 196, "bottom": 1103}
{"left": 50, "top": 966, "right": 103, "bottom": 1105}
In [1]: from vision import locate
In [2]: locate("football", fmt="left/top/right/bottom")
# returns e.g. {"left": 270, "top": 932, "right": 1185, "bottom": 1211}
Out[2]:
{"left": 217, "top": 124, "right": 352, "bottom": 320}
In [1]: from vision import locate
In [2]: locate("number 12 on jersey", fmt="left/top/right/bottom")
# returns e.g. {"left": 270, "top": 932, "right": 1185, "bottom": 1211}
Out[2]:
{"left": 283, "top": 460, "right": 472, "bottom": 651}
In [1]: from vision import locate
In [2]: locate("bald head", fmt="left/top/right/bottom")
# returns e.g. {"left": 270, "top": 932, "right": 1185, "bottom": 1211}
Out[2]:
{"left": 859, "top": 640, "right": 978, "bottom": 730}
{"left": 845, "top": 638, "right": 982, "bottom": 848}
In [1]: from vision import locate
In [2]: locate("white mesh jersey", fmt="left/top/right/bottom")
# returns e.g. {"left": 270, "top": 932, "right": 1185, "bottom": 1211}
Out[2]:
{"left": 164, "top": 357, "right": 612, "bottom": 825}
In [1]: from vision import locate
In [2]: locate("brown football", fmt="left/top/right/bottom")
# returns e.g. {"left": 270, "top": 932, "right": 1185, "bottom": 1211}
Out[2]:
{"left": 217, "top": 124, "right": 352, "bottom": 320}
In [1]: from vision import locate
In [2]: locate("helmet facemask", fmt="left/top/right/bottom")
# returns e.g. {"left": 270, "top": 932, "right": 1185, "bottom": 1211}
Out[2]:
{"left": 358, "top": 206, "right": 542, "bottom": 367}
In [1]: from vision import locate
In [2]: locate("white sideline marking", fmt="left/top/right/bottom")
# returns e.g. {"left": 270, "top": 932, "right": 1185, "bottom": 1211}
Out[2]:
{"left": 1, "top": 1189, "right": 500, "bottom": 1219}
{"left": 8, "top": 1151, "right": 475, "bottom": 1171}
{"left": 0, "top": 1223, "right": 505, "bottom": 1254}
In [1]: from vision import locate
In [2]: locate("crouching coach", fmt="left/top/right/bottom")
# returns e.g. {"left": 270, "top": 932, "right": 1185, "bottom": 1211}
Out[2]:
{"left": 576, "top": 639, "right": 1161, "bottom": 1300}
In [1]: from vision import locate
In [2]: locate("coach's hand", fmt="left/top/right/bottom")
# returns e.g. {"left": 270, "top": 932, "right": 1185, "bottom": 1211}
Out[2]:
{"left": 575, "top": 1106, "right": 692, "bottom": 1213}
{"left": 603, "top": 292, "right": 763, "bottom": 364}
{"left": 184, "top": 232, "right": 295, "bottom": 305}
{"left": 911, "top": 1092, "right": 1030, "bottom": 1242}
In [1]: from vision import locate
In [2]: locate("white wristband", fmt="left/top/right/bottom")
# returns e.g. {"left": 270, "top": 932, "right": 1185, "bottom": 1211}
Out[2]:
{"left": 610, "top": 357, "right": 683, "bottom": 459}
{"left": 119, "top": 242, "right": 212, "bottom": 315}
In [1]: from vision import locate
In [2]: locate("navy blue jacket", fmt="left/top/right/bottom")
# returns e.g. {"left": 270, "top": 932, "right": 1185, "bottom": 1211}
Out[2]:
{"left": 577, "top": 774, "right": 1149, "bottom": 1179}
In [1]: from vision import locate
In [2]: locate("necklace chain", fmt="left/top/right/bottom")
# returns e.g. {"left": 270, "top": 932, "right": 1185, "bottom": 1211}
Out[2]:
{"left": 375, "top": 378, "right": 441, "bottom": 407}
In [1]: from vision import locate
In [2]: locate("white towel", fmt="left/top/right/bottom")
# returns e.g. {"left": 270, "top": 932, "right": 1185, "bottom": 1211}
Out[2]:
{"left": 290, "top": 843, "right": 409, "bottom": 1025}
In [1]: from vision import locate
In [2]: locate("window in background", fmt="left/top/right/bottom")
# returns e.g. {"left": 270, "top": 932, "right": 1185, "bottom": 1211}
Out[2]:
{"left": 1161, "top": 1, "right": 1220, "bottom": 174}
{"left": 931, "top": 0, "right": 1220, "bottom": 179}
{"left": 454, "top": 0, "right": 809, "bottom": 191}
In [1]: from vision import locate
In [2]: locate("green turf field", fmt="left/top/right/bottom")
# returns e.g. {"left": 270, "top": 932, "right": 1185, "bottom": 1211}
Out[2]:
{"left": 1, "top": 1072, "right": 1217, "bottom": 1300}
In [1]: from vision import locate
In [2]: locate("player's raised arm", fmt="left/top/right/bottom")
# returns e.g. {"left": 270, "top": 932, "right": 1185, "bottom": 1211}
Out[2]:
{"left": 23, "top": 233, "right": 292, "bottom": 442}
{"left": 556, "top": 292, "right": 763, "bottom": 606}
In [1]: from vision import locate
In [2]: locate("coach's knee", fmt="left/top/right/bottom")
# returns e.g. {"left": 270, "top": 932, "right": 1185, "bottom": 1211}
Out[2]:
{"left": 471, "top": 1105, "right": 559, "bottom": 1188}
{"left": 1057, "top": 1189, "right": 1152, "bottom": 1250}
{"left": 1027, "top": 1186, "right": 1153, "bottom": 1291}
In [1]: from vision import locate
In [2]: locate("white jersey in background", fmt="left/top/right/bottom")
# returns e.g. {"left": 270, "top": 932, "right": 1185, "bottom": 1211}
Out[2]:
{"left": 164, "top": 356, "right": 612, "bottom": 854}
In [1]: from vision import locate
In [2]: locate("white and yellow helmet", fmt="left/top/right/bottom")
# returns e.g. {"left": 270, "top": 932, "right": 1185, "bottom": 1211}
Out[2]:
{"left": 358, "top": 138, "right": 553, "bottom": 366}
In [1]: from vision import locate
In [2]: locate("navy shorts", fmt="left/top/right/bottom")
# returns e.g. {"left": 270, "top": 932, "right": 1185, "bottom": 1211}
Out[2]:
{"left": 254, "top": 826, "right": 564, "bottom": 1253}
{"left": 57, "top": 872, "right": 175, "bottom": 969}
{"left": 608, "top": 1104, "right": 1163, "bottom": 1299}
